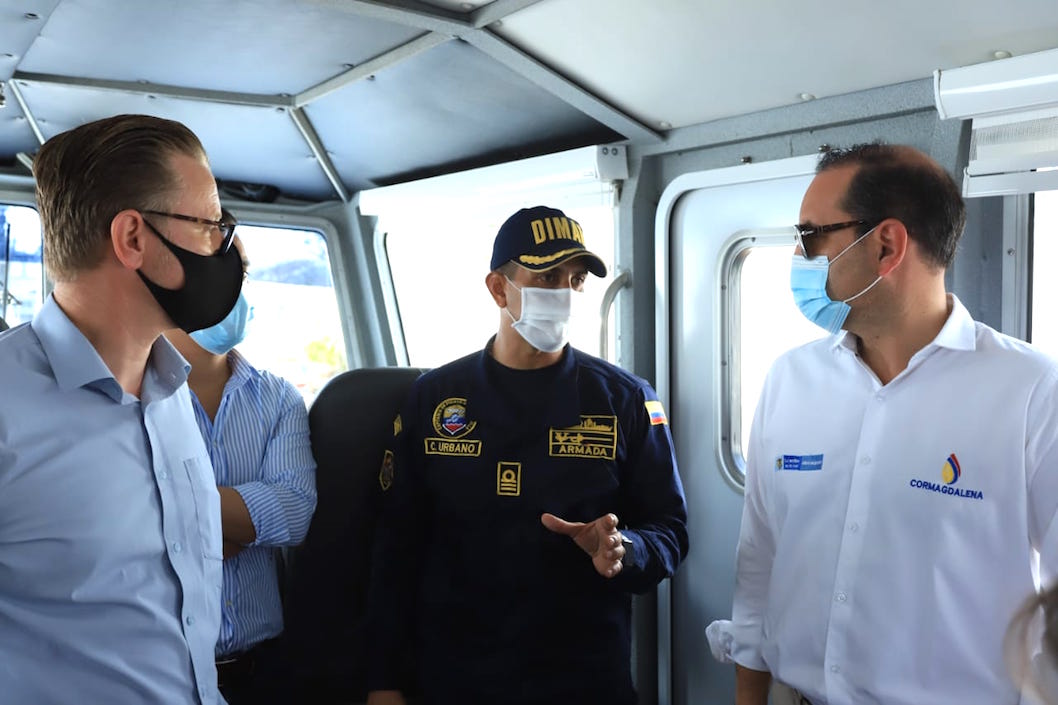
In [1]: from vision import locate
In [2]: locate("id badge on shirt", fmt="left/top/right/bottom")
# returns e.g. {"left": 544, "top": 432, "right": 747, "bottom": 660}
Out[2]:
{"left": 775, "top": 454, "right": 824, "bottom": 471}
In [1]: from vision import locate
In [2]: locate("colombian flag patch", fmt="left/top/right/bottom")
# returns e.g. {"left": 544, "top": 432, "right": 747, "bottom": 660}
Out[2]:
{"left": 645, "top": 400, "right": 668, "bottom": 425}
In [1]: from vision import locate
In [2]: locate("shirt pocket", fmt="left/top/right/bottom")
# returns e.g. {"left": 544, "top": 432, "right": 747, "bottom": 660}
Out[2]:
{"left": 183, "top": 456, "right": 224, "bottom": 561}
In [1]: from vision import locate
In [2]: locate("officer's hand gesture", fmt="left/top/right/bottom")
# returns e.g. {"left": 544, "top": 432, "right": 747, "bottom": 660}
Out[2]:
{"left": 541, "top": 512, "right": 626, "bottom": 578}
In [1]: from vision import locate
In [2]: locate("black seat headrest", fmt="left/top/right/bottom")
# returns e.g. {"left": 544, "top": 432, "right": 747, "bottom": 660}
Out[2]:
{"left": 280, "top": 366, "right": 425, "bottom": 702}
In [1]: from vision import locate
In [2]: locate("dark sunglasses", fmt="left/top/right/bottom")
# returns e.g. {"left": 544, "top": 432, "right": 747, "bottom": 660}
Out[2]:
{"left": 793, "top": 219, "right": 871, "bottom": 259}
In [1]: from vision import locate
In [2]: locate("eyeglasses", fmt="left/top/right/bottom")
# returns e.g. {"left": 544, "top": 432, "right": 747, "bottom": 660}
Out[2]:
{"left": 142, "top": 209, "right": 237, "bottom": 254}
{"left": 793, "top": 219, "right": 868, "bottom": 259}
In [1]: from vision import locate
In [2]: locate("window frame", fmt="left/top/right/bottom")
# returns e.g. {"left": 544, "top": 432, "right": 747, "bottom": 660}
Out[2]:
{"left": 224, "top": 207, "right": 357, "bottom": 375}
{"left": 0, "top": 195, "right": 46, "bottom": 327}
{"left": 717, "top": 227, "right": 803, "bottom": 488}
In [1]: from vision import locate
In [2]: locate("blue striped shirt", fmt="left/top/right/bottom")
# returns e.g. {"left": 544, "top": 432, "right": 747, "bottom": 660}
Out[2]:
{"left": 189, "top": 350, "right": 317, "bottom": 656}
{"left": 0, "top": 296, "right": 224, "bottom": 704}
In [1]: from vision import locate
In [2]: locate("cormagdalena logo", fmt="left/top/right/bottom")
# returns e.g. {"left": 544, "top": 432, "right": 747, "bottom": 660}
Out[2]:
{"left": 942, "top": 453, "right": 961, "bottom": 484}
{"left": 909, "top": 453, "right": 983, "bottom": 500}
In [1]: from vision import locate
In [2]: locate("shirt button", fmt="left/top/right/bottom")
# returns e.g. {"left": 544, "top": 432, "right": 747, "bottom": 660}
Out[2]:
{"left": 159, "top": 470, "right": 169, "bottom": 480}
{"left": 185, "top": 615, "right": 195, "bottom": 626}
{"left": 830, "top": 664, "right": 841, "bottom": 673}
{"left": 172, "top": 542, "right": 182, "bottom": 554}
{"left": 835, "top": 592, "right": 848, "bottom": 603}
{"left": 860, "top": 456, "right": 871, "bottom": 465}
{"left": 849, "top": 523, "right": 859, "bottom": 533}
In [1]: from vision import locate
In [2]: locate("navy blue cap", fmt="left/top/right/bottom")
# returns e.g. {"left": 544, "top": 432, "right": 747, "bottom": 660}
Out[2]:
{"left": 490, "top": 205, "right": 607, "bottom": 277}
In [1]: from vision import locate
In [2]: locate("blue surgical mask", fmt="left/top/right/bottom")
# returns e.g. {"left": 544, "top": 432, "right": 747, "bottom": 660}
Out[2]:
{"left": 189, "top": 292, "right": 253, "bottom": 354}
{"left": 790, "top": 227, "right": 882, "bottom": 334}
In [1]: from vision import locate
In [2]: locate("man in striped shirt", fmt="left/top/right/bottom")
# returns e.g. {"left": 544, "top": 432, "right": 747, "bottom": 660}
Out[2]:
{"left": 167, "top": 280, "right": 318, "bottom": 705}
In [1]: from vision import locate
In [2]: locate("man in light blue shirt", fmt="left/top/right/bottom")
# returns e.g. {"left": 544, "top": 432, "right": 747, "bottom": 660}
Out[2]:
{"left": 0, "top": 114, "right": 244, "bottom": 704}
{"left": 167, "top": 289, "right": 317, "bottom": 705}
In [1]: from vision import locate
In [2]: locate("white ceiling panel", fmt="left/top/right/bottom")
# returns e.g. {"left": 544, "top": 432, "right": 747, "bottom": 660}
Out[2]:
{"left": 0, "top": 1, "right": 60, "bottom": 82}
{"left": 496, "top": 0, "right": 1058, "bottom": 129}
{"left": 17, "top": 81, "right": 333, "bottom": 200}
{"left": 18, "top": 0, "right": 423, "bottom": 95}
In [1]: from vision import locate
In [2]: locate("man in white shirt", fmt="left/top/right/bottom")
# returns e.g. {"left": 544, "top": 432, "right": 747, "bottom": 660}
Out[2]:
{"left": 730, "top": 143, "right": 1058, "bottom": 705}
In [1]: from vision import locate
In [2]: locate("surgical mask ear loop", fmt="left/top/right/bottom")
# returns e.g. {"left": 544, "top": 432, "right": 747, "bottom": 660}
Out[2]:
{"left": 503, "top": 277, "right": 521, "bottom": 323}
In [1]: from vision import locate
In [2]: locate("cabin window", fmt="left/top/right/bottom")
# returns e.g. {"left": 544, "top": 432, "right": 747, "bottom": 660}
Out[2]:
{"left": 0, "top": 204, "right": 45, "bottom": 329}
{"left": 234, "top": 224, "right": 346, "bottom": 405}
{"left": 382, "top": 203, "right": 616, "bottom": 368}
{"left": 722, "top": 237, "right": 825, "bottom": 484}
{"left": 1031, "top": 189, "right": 1058, "bottom": 355}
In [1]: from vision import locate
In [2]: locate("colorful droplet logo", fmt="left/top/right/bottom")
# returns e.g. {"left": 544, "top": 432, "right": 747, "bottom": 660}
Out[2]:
{"left": 942, "top": 454, "right": 961, "bottom": 485}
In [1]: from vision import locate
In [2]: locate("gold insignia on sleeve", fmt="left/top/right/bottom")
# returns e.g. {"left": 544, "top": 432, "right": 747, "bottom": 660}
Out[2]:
{"left": 497, "top": 462, "right": 521, "bottom": 496}
{"left": 393, "top": 414, "right": 402, "bottom": 437}
{"left": 379, "top": 450, "right": 395, "bottom": 491}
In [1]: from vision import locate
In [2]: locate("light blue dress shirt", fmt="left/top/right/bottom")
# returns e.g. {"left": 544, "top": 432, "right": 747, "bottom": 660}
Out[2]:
{"left": 0, "top": 296, "right": 224, "bottom": 705}
{"left": 190, "top": 350, "right": 317, "bottom": 656}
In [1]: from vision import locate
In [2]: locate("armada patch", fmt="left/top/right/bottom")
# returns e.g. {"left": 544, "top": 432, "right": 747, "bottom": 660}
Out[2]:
{"left": 549, "top": 415, "right": 618, "bottom": 460}
{"left": 379, "top": 450, "right": 395, "bottom": 491}
{"left": 432, "top": 397, "right": 477, "bottom": 438}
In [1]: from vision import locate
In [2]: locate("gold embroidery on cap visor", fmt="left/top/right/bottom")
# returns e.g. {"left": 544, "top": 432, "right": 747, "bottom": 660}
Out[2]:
{"left": 518, "top": 248, "right": 588, "bottom": 267}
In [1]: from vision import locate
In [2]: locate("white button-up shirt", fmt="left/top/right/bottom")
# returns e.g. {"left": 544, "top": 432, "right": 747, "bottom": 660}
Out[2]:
{"left": 731, "top": 295, "right": 1058, "bottom": 705}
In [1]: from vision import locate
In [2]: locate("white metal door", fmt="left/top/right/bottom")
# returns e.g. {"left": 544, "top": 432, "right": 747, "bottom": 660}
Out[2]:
{"left": 655, "top": 156, "right": 818, "bottom": 705}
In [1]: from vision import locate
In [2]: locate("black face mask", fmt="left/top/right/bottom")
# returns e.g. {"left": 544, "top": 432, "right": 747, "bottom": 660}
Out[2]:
{"left": 137, "top": 220, "right": 244, "bottom": 333}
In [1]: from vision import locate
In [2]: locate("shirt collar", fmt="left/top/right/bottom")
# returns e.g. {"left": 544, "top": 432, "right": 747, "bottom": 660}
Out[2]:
{"left": 831, "top": 293, "right": 976, "bottom": 355}
{"left": 31, "top": 295, "right": 189, "bottom": 402}
{"left": 927, "top": 294, "right": 976, "bottom": 352}
{"left": 32, "top": 295, "right": 121, "bottom": 397}
{"left": 223, "top": 348, "right": 260, "bottom": 396}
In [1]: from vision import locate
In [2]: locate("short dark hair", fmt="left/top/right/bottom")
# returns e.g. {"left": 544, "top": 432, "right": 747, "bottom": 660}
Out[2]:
{"left": 34, "top": 114, "right": 208, "bottom": 281}
{"left": 495, "top": 261, "right": 519, "bottom": 277}
{"left": 817, "top": 143, "right": 965, "bottom": 269}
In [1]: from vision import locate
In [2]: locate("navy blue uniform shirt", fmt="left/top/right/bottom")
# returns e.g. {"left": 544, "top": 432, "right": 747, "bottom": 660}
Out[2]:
{"left": 367, "top": 342, "right": 689, "bottom": 705}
